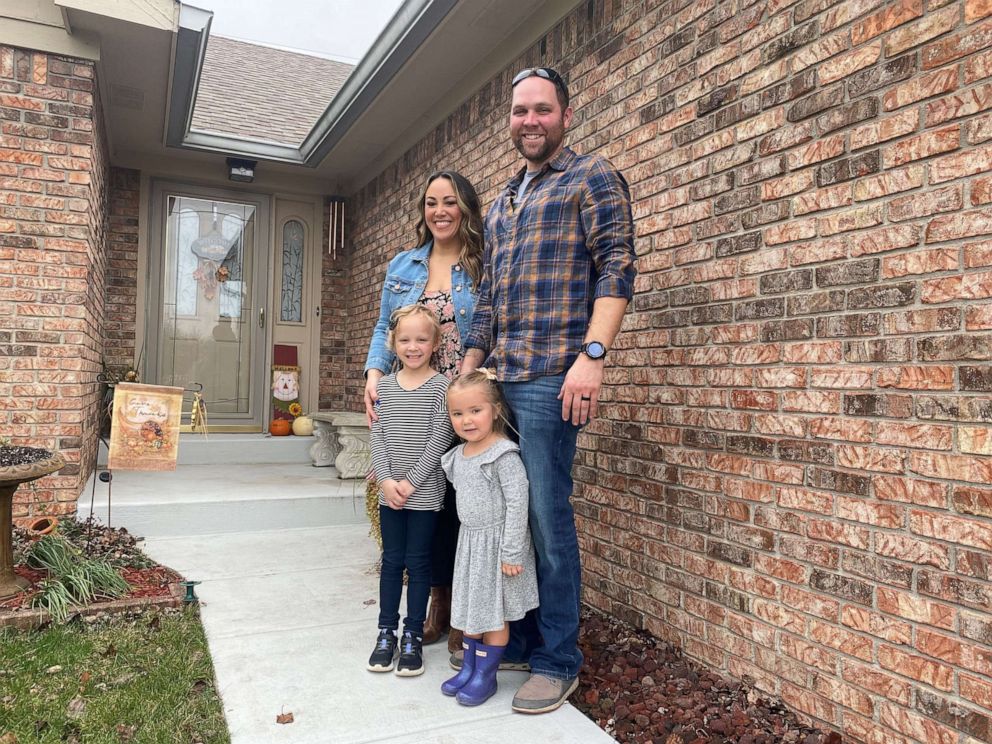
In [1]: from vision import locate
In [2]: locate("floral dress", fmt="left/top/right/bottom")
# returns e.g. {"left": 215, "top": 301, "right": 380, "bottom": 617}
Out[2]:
{"left": 419, "top": 290, "right": 463, "bottom": 380}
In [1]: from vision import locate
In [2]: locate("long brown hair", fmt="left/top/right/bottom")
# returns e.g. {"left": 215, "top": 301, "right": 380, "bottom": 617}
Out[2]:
{"left": 414, "top": 170, "right": 484, "bottom": 288}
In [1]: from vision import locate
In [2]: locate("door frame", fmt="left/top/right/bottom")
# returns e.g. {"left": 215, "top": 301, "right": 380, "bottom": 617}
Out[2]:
{"left": 146, "top": 179, "right": 273, "bottom": 432}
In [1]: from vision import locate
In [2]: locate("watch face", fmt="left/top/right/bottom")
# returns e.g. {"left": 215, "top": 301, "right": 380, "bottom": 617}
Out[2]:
{"left": 585, "top": 341, "right": 606, "bottom": 359}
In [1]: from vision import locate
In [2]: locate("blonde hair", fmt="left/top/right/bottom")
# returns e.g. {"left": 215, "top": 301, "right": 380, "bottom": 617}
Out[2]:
{"left": 387, "top": 304, "right": 441, "bottom": 353}
{"left": 447, "top": 368, "right": 511, "bottom": 438}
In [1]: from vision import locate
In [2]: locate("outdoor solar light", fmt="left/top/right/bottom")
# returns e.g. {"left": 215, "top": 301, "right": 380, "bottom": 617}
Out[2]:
{"left": 226, "top": 157, "right": 256, "bottom": 183}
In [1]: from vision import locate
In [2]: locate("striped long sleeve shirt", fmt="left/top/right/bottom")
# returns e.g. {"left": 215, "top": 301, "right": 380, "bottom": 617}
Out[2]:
{"left": 369, "top": 372, "right": 453, "bottom": 510}
{"left": 465, "top": 147, "right": 636, "bottom": 381}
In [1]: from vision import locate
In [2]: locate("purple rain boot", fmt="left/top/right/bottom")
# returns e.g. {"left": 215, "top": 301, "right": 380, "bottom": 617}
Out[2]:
{"left": 441, "top": 637, "right": 478, "bottom": 696}
{"left": 455, "top": 642, "right": 505, "bottom": 706}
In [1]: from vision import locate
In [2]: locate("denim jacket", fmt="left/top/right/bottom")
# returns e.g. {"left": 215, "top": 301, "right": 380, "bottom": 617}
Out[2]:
{"left": 364, "top": 241, "right": 479, "bottom": 375}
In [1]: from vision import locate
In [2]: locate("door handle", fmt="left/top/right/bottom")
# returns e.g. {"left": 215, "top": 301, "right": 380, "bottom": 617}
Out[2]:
{"left": 258, "top": 307, "right": 265, "bottom": 329}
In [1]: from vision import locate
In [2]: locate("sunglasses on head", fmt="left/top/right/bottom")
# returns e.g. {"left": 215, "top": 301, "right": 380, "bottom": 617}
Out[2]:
{"left": 511, "top": 67, "right": 569, "bottom": 105}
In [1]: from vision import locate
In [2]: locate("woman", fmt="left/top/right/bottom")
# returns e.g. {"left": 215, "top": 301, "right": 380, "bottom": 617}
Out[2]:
{"left": 364, "top": 170, "right": 484, "bottom": 653}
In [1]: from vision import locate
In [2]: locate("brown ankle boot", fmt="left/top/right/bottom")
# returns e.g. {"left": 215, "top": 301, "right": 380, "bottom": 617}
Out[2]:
{"left": 422, "top": 585, "right": 451, "bottom": 645}
{"left": 447, "top": 627, "right": 464, "bottom": 654}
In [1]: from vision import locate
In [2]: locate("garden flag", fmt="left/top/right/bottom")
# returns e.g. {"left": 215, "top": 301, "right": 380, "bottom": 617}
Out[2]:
{"left": 107, "top": 383, "right": 184, "bottom": 471}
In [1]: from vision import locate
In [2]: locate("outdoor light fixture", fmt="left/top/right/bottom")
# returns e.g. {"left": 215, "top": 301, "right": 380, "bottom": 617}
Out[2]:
{"left": 226, "top": 157, "right": 256, "bottom": 183}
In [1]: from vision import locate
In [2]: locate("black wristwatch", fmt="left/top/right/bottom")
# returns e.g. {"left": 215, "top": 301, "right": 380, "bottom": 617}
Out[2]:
{"left": 580, "top": 341, "right": 607, "bottom": 360}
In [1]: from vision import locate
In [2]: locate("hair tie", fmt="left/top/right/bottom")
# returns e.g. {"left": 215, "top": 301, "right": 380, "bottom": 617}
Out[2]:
{"left": 477, "top": 367, "right": 497, "bottom": 381}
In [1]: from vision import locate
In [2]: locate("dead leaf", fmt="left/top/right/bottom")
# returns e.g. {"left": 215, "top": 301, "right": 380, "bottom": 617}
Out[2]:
{"left": 275, "top": 711, "right": 294, "bottom": 725}
{"left": 190, "top": 679, "right": 208, "bottom": 695}
{"left": 66, "top": 696, "right": 87, "bottom": 720}
{"left": 103, "top": 643, "right": 117, "bottom": 658}
{"left": 34, "top": 721, "right": 49, "bottom": 734}
{"left": 0, "top": 732, "right": 19, "bottom": 744}
{"left": 116, "top": 723, "right": 136, "bottom": 742}
{"left": 363, "top": 599, "right": 376, "bottom": 607}
{"left": 148, "top": 615, "right": 160, "bottom": 631}
{"left": 79, "top": 671, "right": 91, "bottom": 691}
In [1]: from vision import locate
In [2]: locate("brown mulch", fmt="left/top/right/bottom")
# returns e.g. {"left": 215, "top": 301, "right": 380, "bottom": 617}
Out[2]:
{"left": 3, "top": 518, "right": 180, "bottom": 617}
{"left": 575, "top": 607, "right": 840, "bottom": 744}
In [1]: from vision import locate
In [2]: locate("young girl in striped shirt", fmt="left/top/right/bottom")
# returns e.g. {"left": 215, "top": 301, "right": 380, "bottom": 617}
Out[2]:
{"left": 367, "top": 304, "right": 454, "bottom": 676}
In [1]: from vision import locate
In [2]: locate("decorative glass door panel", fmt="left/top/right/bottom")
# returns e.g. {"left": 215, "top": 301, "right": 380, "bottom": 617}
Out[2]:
{"left": 150, "top": 188, "right": 269, "bottom": 430}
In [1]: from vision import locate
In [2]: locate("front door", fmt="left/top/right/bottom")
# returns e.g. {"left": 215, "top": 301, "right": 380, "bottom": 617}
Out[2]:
{"left": 147, "top": 182, "right": 271, "bottom": 431}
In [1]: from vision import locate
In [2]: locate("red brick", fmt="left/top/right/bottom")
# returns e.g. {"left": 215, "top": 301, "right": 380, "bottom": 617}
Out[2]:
{"left": 878, "top": 644, "right": 954, "bottom": 690}
{"left": 953, "top": 485, "right": 992, "bottom": 517}
{"left": 931, "top": 142, "right": 992, "bottom": 184}
{"left": 853, "top": 164, "right": 923, "bottom": 201}
{"left": 926, "top": 206, "right": 992, "bottom": 241}
{"left": 809, "top": 416, "right": 872, "bottom": 442}
{"left": 885, "top": 67, "right": 959, "bottom": 112}
{"left": 911, "top": 509, "right": 992, "bottom": 550}
{"left": 875, "top": 533, "right": 951, "bottom": 570}
{"left": 960, "top": 425, "right": 992, "bottom": 454}
{"left": 885, "top": 5, "right": 960, "bottom": 55}
{"left": 883, "top": 125, "right": 960, "bottom": 168}
{"left": 852, "top": 0, "right": 923, "bottom": 44}
{"left": 851, "top": 109, "right": 918, "bottom": 151}
{"left": 877, "top": 365, "right": 954, "bottom": 389}
{"left": 961, "top": 674, "right": 992, "bottom": 710}
{"left": 967, "top": 0, "right": 992, "bottom": 21}
{"left": 923, "top": 19, "right": 992, "bottom": 70}
{"left": 882, "top": 248, "right": 959, "bottom": 278}
{"left": 836, "top": 445, "right": 905, "bottom": 473}
{"left": 910, "top": 451, "right": 992, "bottom": 483}
{"left": 878, "top": 701, "right": 957, "bottom": 744}
{"left": 878, "top": 587, "right": 956, "bottom": 629}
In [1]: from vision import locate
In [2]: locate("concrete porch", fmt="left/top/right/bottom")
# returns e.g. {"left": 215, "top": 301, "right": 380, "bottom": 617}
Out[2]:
{"left": 78, "top": 433, "right": 611, "bottom": 744}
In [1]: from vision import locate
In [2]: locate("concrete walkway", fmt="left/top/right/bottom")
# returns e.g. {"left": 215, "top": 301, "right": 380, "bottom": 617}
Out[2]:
{"left": 84, "top": 435, "right": 614, "bottom": 744}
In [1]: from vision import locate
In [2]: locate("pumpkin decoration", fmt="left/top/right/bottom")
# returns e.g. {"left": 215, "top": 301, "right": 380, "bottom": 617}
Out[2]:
{"left": 269, "top": 418, "right": 291, "bottom": 436}
{"left": 292, "top": 415, "right": 314, "bottom": 436}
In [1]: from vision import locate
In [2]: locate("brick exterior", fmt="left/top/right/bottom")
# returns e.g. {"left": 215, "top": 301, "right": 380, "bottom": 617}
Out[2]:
{"left": 0, "top": 46, "right": 109, "bottom": 519}
{"left": 339, "top": 1, "right": 992, "bottom": 741}
{"left": 104, "top": 167, "right": 139, "bottom": 372}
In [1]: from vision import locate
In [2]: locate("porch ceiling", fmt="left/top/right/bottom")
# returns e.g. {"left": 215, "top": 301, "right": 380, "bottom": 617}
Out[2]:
{"left": 48, "top": 0, "right": 580, "bottom": 195}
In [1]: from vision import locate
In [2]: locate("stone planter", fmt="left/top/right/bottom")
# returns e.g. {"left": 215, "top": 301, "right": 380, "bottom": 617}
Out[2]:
{"left": 0, "top": 446, "right": 65, "bottom": 598}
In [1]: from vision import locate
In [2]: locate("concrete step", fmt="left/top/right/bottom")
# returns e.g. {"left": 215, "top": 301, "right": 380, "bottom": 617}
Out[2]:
{"left": 79, "top": 463, "right": 370, "bottom": 538}
{"left": 96, "top": 433, "right": 315, "bottom": 467}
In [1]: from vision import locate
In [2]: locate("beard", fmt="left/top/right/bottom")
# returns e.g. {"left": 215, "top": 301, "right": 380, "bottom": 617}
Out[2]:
{"left": 512, "top": 126, "right": 564, "bottom": 165}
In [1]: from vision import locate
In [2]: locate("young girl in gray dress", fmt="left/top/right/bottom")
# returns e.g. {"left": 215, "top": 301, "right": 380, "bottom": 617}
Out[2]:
{"left": 439, "top": 369, "right": 539, "bottom": 706}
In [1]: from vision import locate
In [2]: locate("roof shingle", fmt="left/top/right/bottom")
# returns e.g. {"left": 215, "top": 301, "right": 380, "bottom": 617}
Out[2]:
{"left": 190, "top": 36, "right": 354, "bottom": 146}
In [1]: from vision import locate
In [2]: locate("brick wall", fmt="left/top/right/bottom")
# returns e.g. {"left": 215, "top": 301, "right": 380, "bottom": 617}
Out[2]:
{"left": 341, "top": 1, "right": 992, "bottom": 741}
{"left": 104, "top": 167, "right": 139, "bottom": 372}
{"left": 0, "top": 46, "right": 109, "bottom": 518}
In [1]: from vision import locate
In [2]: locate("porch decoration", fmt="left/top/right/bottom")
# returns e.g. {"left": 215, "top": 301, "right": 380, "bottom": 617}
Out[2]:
{"left": 188, "top": 390, "right": 209, "bottom": 435}
{"left": 291, "top": 415, "right": 313, "bottom": 436}
{"left": 0, "top": 445, "right": 65, "bottom": 598}
{"left": 107, "top": 383, "right": 184, "bottom": 472}
{"left": 271, "top": 344, "right": 301, "bottom": 422}
{"left": 190, "top": 211, "right": 236, "bottom": 302}
{"left": 269, "top": 419, "right": 291, "bottom": 436}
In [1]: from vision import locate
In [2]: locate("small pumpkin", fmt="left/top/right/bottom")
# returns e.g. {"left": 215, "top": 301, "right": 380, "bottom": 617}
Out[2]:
{"left": 292, "top": 415, "right": 314, "bottom": 436}
{"left": 269, "top": 418, "right": 291, "bottom": 436}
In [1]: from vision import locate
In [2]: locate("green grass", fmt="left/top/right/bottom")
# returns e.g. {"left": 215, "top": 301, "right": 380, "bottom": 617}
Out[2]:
{"left": 0, "top": 608, "right": 229, "bottom": 744}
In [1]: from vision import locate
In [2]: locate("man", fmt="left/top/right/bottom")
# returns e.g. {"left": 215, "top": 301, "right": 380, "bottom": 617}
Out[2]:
{"left": 462, "top": 66, "right": 635, "bottom": 713}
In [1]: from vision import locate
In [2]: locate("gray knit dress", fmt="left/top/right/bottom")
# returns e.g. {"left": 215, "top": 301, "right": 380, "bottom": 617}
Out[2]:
{"left": 441, "top": 438, "right": 539, "bottom": 635}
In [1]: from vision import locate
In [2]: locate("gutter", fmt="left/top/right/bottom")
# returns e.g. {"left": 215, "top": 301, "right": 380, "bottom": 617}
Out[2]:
{"left": 165, "top": 0, "right": 458, "bottom": 167}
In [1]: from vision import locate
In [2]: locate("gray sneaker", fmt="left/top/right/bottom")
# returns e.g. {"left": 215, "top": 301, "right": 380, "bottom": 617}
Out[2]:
{"left": 511, "top": 674, "right": 579, "bottom": 714}
{"left": 448, "top": 647, "right": 530, "bottom": 672}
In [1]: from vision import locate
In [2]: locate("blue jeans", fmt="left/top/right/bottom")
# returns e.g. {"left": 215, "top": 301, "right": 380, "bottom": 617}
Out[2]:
{"left": 501, "top": 374, "right": 583, "bottom": 680}
{"left": 378, "top": 506, "right": 438, "bottom": 635}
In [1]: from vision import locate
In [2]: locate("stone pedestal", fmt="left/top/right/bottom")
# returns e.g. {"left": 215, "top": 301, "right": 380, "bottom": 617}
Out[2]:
{"left": 332, "top": 412, "right": 371, "bottom": 479}
{"left": 308, "top": 412, "right": 371, "bottom": 479}
{"left": 0, "top": 447, "right": 65, "bottom": 598}
{"left": 309, "top": 413, "right": 341, "bottom": 467}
